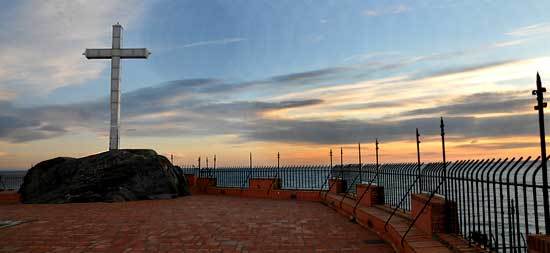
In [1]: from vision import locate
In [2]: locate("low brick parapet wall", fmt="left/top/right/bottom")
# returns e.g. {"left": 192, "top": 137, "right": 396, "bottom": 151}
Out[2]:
{"left": 328, "top": 178, "right": 346, "bottom": 194}
{"left": 196, "top": 178, "right": 217, "bottom": 193}
{"left": 184, "top": 174, "right": 197, "bottom": 188}
{"left": 197, "top": 177, "right": 322, "bottom": 201}
{"left": 0, "top": 191, "right": 21, "bottom": 204}
{"left": 528, "top": 234, "right": 550, "bottom": 253}
{"left": 356, "top": 183, "right": 384, "bottom": 207}
{"left": 411, "top": 193, "right": 459, "bottom": 235}
{"left": 249, "top": 178, "right": 281, "bottom": 190}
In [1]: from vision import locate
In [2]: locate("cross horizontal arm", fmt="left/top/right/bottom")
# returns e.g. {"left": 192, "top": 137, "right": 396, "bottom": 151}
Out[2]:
{"left": 83, "top": 49, "right": 113, "bottom": 59}
{"left": 119, "top": 48, "right": 151, "bottom": 59}
{"left": 83, "top": 48, "right": 151, "bottom": 59}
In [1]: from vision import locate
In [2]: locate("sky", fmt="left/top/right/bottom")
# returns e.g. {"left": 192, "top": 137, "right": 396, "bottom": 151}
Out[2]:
{"left": 1, "top": 0, "right": 550, "bottom": 169}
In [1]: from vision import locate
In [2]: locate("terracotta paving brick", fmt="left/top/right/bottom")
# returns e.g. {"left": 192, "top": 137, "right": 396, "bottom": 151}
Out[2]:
{"left": 0, "top": 195, "right": 394, "bottom": 252}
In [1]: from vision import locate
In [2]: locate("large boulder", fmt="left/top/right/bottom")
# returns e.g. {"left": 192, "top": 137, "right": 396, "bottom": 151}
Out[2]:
{"left": 19, "top": 149, "right": 190, "bottom": 204}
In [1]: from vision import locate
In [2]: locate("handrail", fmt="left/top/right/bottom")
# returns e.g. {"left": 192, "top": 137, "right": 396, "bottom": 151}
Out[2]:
{"left": 240, "top": 168, "right": 254, "bottom": 194}
{"left": 489, "top": 234, "right": 497, "bottom": 251}
{"left": 352, "top": 164, "right": 382, "bottom": 215}
{"left": 267, "top": 165, "right": 282, "bottom": 195}
{"left": 400, "top": 162, "right": 450, "bottom": 246}
{"left": 401, "top": 178, "right": 444, "bottom": 246}
{"left": 339, "top": 165, "right": 362, "bottom": 208}
{"left": 384, "top": 161, "right": 459, "bottom": 232}
{"left": 520, "top": 232, "right": 527, "bottom": 250}
{"left": 383, "top": 168, "right": 422, "bottom": 231}
{"left": 318, "top": 173, "right": 332, "bottom": 199}
{"left": 318, "top": 165, "right": 342, "bottom": 200}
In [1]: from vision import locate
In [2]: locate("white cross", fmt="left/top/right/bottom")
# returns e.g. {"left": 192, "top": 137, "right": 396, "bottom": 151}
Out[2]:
{"left": 83, "top": 23, "right": 150, "bottom": 150}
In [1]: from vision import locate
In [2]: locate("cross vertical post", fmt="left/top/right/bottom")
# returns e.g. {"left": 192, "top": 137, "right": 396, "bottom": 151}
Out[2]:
{"left": 533, "top": 72, "right": 550, "bottom": 234}
{"left": 416, "top": 128, "right": 422, "bottom": 192}
{"left": 440, "top": 117, "right": 447, "bottom": 201}
{"left": 375, "top": 139, "right": 379, "bottom": 186}
{"left": 250, "top": 152, "right": 252, "bottom": 170}
{"left": 83, "top": 23, "right": 150, "bottom": 151}
{"left": 214, "top": 155, "right": 216, "bottom": 169}
{"left": 110, "top": 24, "right": 122, "bottom": 150}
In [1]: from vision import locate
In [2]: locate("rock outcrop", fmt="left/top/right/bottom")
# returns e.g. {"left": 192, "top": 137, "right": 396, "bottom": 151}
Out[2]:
{"left": 19, "top": 149, "right": 189, "bottom": 203}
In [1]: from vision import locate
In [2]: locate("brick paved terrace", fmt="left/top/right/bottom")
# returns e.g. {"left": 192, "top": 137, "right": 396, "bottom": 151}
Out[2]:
{"left": 0, "top": 195, "right": 394, "bottom": 253}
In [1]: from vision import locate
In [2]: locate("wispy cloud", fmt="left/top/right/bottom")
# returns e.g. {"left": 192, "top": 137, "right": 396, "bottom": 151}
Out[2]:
{"left": 174, "top": 38, "right": 247, "bottom": 49}
{"left": 305, "top": 34, "right": 325, "bottom": 43}
{"left": 407, "top": 59, "right": 521, "bottom": 81}
{"left": 455, "top": 141, "right": 538, "bottom": 150}
{"left": 242, "top": 114, "right": 542, "bottom": 145}
{"left": 269, "top": 56, "right": 547, "bottom": 123}
{"left": 343, "top": 51, "right": 400, "bottom": 63}
{"left": 270, "top": 67, "right": 349, "bottom": 83}
{"left": 506, "top": 22, "right": 550, "bottom": 37}
{"left": 399, "top": 90, "right": 530, "bottom": 117}
{"left": 363, "top": 4, "right": 410, "bottom": 17}
{"left": 492, "top": 39, "right": 529, "bottom": 48}
{"left": 0, "top": 0, "right": 148, "bottom": 98}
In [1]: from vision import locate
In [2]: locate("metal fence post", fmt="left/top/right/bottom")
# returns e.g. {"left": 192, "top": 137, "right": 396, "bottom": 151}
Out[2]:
{"left": 376, "top": 139, "right": 380, "bottom": 186}
{"left": 330, "top": 149, "right": 333, "bottom": 169}
{"left": 533, "top": 72, "right": 550, "bottom": 234}
{"left": 277, "top": 152, "right": 280, "bottom": 180}
{"left": 198, "top": 156, "right": 201, "bottom": 178}
{"left": 340, "top": 147, "right": 344, "bottom": 179}
{"left": 440, "top": 117, "right": 448, "bottom": 201}
{"left": 359, "top": 142, "right": 362, "bottom": 183}
{"left": 277, "top": 152, "right": 280, "bottom": 170}
{"left": 416, "top": 128, "right": 422, "bottom": 192}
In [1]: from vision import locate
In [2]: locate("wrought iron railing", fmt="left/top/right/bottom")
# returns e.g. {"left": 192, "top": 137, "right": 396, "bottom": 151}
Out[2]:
{"left": 401, "top": 161, "right": 451, "bottom": 247}
{"left": 0, "top": 174, "right": 25, "bottom": 191}
{"left": 384, "top": 163, "right": 423, "bottom": 231}
{"left": 1, "top": 157, "right": 547, "bottom": 253}
{"left": 353, "top": 164, "right": 382, "bottom": 215}
{"left": 184, "top": 157, "right": 549, "bottom": 252}
{"left": 190, "top": 165, "right": 332, "bottom": 190}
